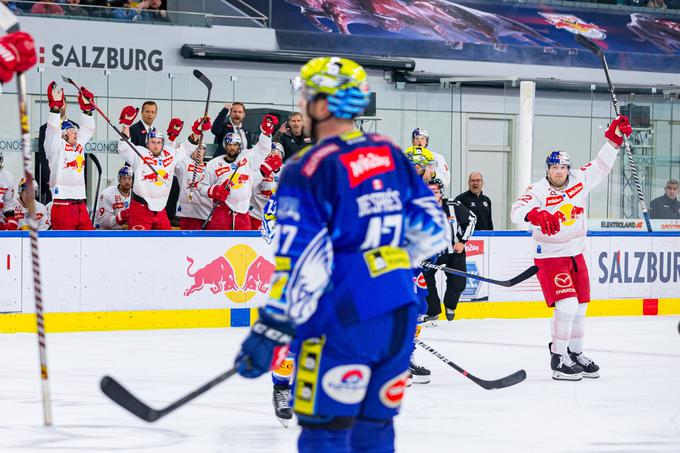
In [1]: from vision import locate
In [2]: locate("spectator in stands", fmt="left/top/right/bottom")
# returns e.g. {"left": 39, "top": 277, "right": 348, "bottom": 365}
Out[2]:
{"left": 650, "top": 179, "right": 680, "bottom": 219}
{"left": 138, "top": 0, "right": 167, "bottom": 22}
{"left": 274, "top": 112, "right": 312, "bottom": 162}
{"left": 454, "top": 171, "right": 493, "bottom": 230}
{"left": 211, "top": 102, "right": 254, "bottom": 154}
{"left": 63, "top": 0, "right": 90, "bottom": 17}
{"left": 129, "top": 101, "right": 158, "bottom": 146}
{"left": 38, "top": 100, "right": 79, "bottom": 204}
{"left": 647, "top": 0, "right": 667, "bottom": 8}
{"left": 1, "top": 1, "right": 22, "bottom": 14}
{"left": 94, "top": 166, "right": 132, "bottom": 230}
{"left": 30, "top": 0, "right": 64, "bottom": 15}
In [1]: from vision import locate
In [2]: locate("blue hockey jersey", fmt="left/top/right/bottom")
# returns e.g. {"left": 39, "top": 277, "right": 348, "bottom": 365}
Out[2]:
{"left": 264, "top": 130, "right": 449, "bottom": 336}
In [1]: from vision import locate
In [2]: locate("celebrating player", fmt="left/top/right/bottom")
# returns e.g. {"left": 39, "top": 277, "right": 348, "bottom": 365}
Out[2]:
{"left": 14, "top": 178, "right": 50, "bottom": 231}
{"left": 0, "top": 151, "right": 18, "bottom": 230}
{"left": 234, "top": 57, "right": 449, "bottom": 452}
{"left": 511, "top": 115, "right": 632, "bottom": 381}
{"left": 249, "top": 142, "right": 284, "bottom": 230}
{"left": 95, "top": 166, "right": 132, "bottom": 230}
{"left": 411, "top": 128, "right": 450, "bottom": 190}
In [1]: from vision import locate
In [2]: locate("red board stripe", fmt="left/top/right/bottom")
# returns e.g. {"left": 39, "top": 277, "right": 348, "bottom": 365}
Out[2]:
{"left": 6, "top": 254, "right": 9, "bottom": 270}
{"left": 642, "top": 299, "right": 658, "bottom": 316}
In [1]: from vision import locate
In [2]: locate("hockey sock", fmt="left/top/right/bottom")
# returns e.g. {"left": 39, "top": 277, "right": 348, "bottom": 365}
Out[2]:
{"left": 298, "top": 427, "right": 351, "bottom": 453}
{"left": 569, "top": 303, "right": 588, "bottom": 354}
{"left": 551, "top": 297, "right": 578, "bottom": 355}
{"left": 350, "top": 418, "right": 395, "bottom": 453}
{"left": 271, "top": 352, "right": 295, "bottom": 386}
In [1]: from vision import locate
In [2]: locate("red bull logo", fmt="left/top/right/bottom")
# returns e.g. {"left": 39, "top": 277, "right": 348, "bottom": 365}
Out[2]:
{"left": 63, "top": 154, "right": 84, "bottom": 172}
{"left": 538, "top": 13, "right": 606, "bottom": 40}
{"left": 141, "top": 169, "right": 169, "bottom": 186}
{"left": 555, "top": 203, "right": 584, "bottom": 227}
{"left": 184, "top": 244, "right": 275, "bottom": 302}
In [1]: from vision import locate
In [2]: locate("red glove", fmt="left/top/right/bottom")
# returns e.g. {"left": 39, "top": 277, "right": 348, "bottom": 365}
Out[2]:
{"left": 47, "top": 81, "right": 64, "bottom": 111}
{"left": 260, "top": 114, "right": 279, "bottom": 136}
{"left": 119, "top": 105, "right": 138, "bottom": 126}
{"left": 2, "top": 216, "right": 18, "bottom": 231}
{"left": 78, "top": 86, "right": 95, "bottom": 112}
{"left": 604, "top": 115, "right": 632, "bottom": 147}
{"left": 526, "top": 207, "right": 561, "bottom": 236}
{"left": 116, "top": 209, "right": 130, "bottom": 225}
{"left": 167, "top": 117, "right": 184, "bottom": 142}
{"left": 207, "top": 184, "right": 229, "bottom": 202}
{"left": 0, "top": 32, "right": 36, "bottom": 83}
{"left": 192, "top": 116, "right": 212, "bottom": 135}
{"left": 260, "top": 153, "right": 283, "bottom": 177}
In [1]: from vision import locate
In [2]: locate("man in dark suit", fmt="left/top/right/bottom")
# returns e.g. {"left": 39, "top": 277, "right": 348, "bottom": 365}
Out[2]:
{"left": 128, "top": 100, "right": 158, "bottom": 146}
{"left": 37, "top": 102, "right": 78, "bottom": 203}
{"left": 211, "top": 102, "right": 254, "bottom": 156}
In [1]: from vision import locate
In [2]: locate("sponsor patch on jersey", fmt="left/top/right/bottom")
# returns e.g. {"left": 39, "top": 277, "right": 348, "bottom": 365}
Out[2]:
{"left": 546, "top": 195, "right": 563, "bottom": 207}
{"left": 302, "top": 143, "right": 340, "bottom": 177}
{"left": 294, "top": 337, "right": 325, "bottom": 416}
{"left": 321, "top": 364, "right": 371, "bottom": 405}
{"left": 275, "top": 256, "right": 291, "bottom": 271}
{"left": 340, "top": 146, "right": 395, "bottom": 188}
{"left": 215, "top": 166, "right": 232, "bottom": 178}
{"left": 363, "top": 246, "right": 411, "bottom": 277}
{"left": 356, "top": 189, "right": 402, "bottom": 217}
{"left": 416, "top": 273, "right": 427, "bottom": 289}
{"left": 565, "top": 182, "right": 584, "bottom": 199}
{"left": 554, "top": 273, "right": 573, "bottom": 288}
{"left": 379, "top": 371, "right": 409, "bottom": 409}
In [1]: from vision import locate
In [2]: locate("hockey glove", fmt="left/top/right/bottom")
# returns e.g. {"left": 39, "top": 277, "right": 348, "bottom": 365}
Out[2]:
{"left": 78, "top": 86, "right": 95, "bottom": 113}
{"left": 526, "top": 207, "right": 561, "bottom": 236}
{"left": 191, "top": 116, "right": 212, "bottom": 136}
{"left": 2, "top": 215, "right": 18, "bottom": 231}
{"left": 604, "top": 115, "right": 632, "bottom": 147}
{"left": 0, "top": 32, "right": 36, "bottom": 84}
{"left": 207, "top": 184, "right": 229, "bottom": 203}
{"left": 260, "top": 153, "right": 283, "bottom": 178}
{"left": 116, "top": 209, "right": 130, "bottom": 225}
{"left": 235, "top": 308, "right": 294, "bottom": 379}
{"left": 260, "top": 114, "right": 279, "bottom": 136}
{"left": 119, "top": 106, "right": 139, "bottom": 126}
{"left": 166, "top": 117, "right": 184, "bottom": 142}
{"left": 47, "top": 81, "right": 64, "bottom": 111}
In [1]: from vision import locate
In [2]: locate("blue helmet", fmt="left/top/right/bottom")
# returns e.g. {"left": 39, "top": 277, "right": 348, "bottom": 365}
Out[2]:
{"left": 271, "top": 141, "right": 284, "bottom": 157}
{"left": 412, "top": 128, "right": 429, "bottom": 145}
{"left": 223, "top": 132, "right": 242, "bottom": 148}
{"left": 118, "top": 166, "right": 133, "bottom": 180}
{"left": 61, "top": 120, "right": 78, "bottom": 133}
{"left": 546, "top": 150, "right": 571, "bottom": 169}
{"left": 146, "top": 127, "right": 164, "bottom": 144}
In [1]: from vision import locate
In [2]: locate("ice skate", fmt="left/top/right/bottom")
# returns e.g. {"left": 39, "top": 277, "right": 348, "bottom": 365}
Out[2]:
{"left": 445, "top": 308, "right": 455, "bottom": 321}
{"left": 568, "top": 348, "right": 600, "bottom": 378}
{"left": 272, "top": 384, "right": 292, "bottom": 427}
{"left": 549, "top": 343, "right": 583, "bottom": 381}
{"left": 409, "top": 359, "right": 431, "bottom": 384}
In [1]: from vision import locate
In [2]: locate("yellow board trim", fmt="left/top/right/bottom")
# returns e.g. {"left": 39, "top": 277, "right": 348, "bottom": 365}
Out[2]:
{"left": 1, "top": 299, "right": 678, "bottom": 333}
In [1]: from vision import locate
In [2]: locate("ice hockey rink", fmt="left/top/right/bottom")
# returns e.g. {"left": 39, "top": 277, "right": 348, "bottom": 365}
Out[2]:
{"left": 1, "top": 316, "right": 678, "bottom": 453}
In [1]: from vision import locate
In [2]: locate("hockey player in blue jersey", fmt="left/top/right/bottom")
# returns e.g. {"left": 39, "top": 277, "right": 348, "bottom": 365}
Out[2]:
{"left": 234, "top": 56, "right": 449, "bottom": 453}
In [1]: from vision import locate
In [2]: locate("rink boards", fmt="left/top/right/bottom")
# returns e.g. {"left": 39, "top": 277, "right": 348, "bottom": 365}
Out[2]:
{"left": 0, "top": 230, "right": 678, "bottom": 332}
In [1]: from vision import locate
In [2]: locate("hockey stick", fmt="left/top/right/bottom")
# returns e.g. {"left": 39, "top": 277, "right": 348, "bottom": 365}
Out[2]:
{"left": 415, "top": 339, "right": 526, "bottom": 390}
{"left": 575, "top": 34, "right": 652, "bottom": 232}
{"left": 100, "top": 367, "right": 238, "bottom": 422}
{"left": 60, "top": 76, "right": 166, "bottom": 185}
{"left": 0, "top": 2, "right": 52, "bottom": 426}
{"left": 188, "top": 70, "right": 212, "bottom": 201}
{"left": 420, "top": 261, "right": 538, "bottom": 287}
{"left": 89, "top": 153, "right": 102, "bottom": 225}
{"left": 201, "top": 159, "right": 245, "bottom": 230}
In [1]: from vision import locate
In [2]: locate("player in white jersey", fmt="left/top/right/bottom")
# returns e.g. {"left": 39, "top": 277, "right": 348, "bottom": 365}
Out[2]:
{"left": 511, "top": 115, "right": 632, "bottom": 381}
{"left": 95, "top": 166, "right": 132, "bottom": 230}
{"left": 117, "top": 106, "right": 199, "bottom": 230}
{"left": 175, "top": 118, "right": 213, "bottom": 230}
{"left": 412, "top": 128, "right": 450, "bottom": 190}
{"left": 0, "top": 151, "right": 18, "bottom": 230}
{"left": 249, "top": 141, "right": 284, "bottom": 230}
{"left": 200, "top": 114, "right": 277, "bottom": 230}
{"left": 14, "top": 178, "right": 49, "bottom": 231}
{"left": 44, "top": 81, "right": 96, "bottom": 230}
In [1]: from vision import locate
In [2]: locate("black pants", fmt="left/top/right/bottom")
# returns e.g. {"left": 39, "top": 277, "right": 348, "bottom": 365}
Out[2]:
{"left": 423, "top": 251, "right": 467, "bottom": 316}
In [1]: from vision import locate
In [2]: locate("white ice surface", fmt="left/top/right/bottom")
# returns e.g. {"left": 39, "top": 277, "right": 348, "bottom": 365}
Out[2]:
{"left": 1, "top": 316, "right": 679, "bottom": 453}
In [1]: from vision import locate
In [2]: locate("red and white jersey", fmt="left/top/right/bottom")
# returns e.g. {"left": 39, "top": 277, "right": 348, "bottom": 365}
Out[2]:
{"left": 175, "top": 152, "right": 212, "bottom": 220}
{"left": 14, "top": 201, "right": 50, "bottom": 231}
{"left": 249, "top": 166, "right": 281, "bottom": 221}
{"left": 511, "top": 142, "right": 618, "bottom": 258}
{"left": 117, "top": 139, "right": 196, "bottom": 212}
{"left": 0, "top": 169, "right": 17, "bottom": 222}
{"left": 200, "top": 133, "right": 271, "bottom": 214}
{"left": 95, "top": 185, "right": 130, "bottom": 230}
{"left": 44, "top": 111, "right": 95, "bottom": 200}
{"left": 432, "top": 151, "right": 450, "bottom": 189}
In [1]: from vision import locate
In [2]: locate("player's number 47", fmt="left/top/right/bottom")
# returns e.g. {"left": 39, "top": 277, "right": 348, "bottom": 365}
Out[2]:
{"left": 360, "top": 214, "right": 402, "bottom": 250}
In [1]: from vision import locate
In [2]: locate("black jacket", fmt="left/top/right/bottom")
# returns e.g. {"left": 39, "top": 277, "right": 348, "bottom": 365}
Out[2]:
{"left": 453, "top": 190, "right": 493, "bottom": 230}
{"left": 442, "top": 198, "right": 477, "bottom": 248}
{"left": 275, "top": 130, "right": 313, "bottom": 162}
{"left": 649, "top": 195, "right": 680, "bottom": 219}
{"left": 128, "top": 120, "right": 156, "bottom": 147}
{"left": 211, "top": 107, "right": 255, "bottom": 152}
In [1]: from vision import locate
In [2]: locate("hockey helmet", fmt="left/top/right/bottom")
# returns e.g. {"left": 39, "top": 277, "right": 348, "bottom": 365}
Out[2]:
{"left": 118, "top": 165, "right": 133, "bottom": 180}
{"left": 412, "top": 128, "right": 430, "bottom": 145}
{"left": 271, "top": 142, "right": 284, "bottom": 157}
{"left": 146, "top": 127, "right": 164, "bottom": 144}
{"left": 18, "top": 177, "right": 39, "bottom": 195}
{"left": 296, "top": 57, "right": 370, "bottom": 119}
{"left": 61, "top": 120, "right": 78, "bottom": 137}
{"left": 223, "top": 132, "right": 242, "bottom": 148}
{"left": 427, "top": 177, "right": 444, "bottom": 191}
{"left": 546, "top": 150, "right": 571, "bottom": 169}
{"left": 404, "top": 146, "right": 435, "bottom": 167}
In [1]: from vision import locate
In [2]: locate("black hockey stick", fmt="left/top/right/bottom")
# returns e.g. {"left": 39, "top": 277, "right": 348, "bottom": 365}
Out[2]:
{"left": 415, "top": 339, "right": 526, "bottom": 390}
{"left": 0, "top": 2, "right": 52, "bottom": 426}
{"left": 575, "top": 34, "right": 652, "bottom": 232}
{"left": 100, "top": 367, "right": 238, "bottom": 423}
{"left": 421, "top": 261, "right": 538, "bottom": 287}
{"left": 60, "top": 76, "right": 166, "bottom": 185}
{"left": 89, "top": 153, "right": 102, "bottom": 225}
{"left": 188, "top": 70, "right": 212, "bottom": 201}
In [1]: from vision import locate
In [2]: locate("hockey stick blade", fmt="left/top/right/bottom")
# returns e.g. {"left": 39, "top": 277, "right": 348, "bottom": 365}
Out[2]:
{"left": 508, "top": 265, "right": 540, "bottom": 286}
{"left": 575, "top": 34, "right": 603, "bottom": 58}
{"left": 421, "top": 261, "right": 538, "bottom": 287}
{"left": 415, "top": 339, "right": 526, "bottom": 390}
{"left": 193, "top": 69, "right": 213, "bottom": 90}
{"left": 0, "top": 3, "right": 20, "bottom": 32}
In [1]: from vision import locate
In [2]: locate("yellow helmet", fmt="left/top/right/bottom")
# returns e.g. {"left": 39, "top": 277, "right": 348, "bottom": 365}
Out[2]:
{"left": 404, "top": 146, "right": 434, "bottom": 167}
{"left": 297, "top": 57, "right": 370, "bottom": 119}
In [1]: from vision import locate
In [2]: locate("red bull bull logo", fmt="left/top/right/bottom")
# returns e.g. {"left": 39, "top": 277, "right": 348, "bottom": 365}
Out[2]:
{"left": 141, "top": 169, "right": 169, "bottom": 186}
{"left": 538, "top": 13, "right": 606, "bottom": 40}
{"left": 63, "top": 154, "right": 84, "bottom": 172}
{"left": 184, "top": 244, "right": 275, "bottom": 302}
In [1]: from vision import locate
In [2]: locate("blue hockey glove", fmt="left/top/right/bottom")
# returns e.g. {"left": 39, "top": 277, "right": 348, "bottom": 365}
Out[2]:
{"left": 235, "top": 308, "right": 295, "bottom": 378}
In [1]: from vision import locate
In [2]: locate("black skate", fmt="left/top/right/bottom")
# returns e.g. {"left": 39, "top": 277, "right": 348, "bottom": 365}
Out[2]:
{"left": 445, "top": 308, "right": 455, "bottom": 321}
{"left": 422, "top": 313, "right": 439, "bottom": 327}
{"left": 568, "top": 349, "right": 600, "bottom": 379}
{"left": 548, "top": 343, "right": 583, "bottom": 381}
{"left": 272, "top": 384, "right": 293, "bottom": 427}
{"left": 409, "top": 360, "right": 431, "bottom": 385}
